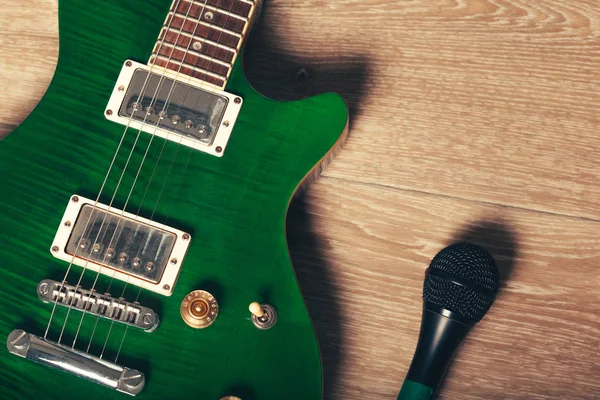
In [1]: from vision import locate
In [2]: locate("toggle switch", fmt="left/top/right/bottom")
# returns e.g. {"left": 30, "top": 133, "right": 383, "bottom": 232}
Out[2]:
{"left": 248, "top": 302, "right": 277, "bottom": 330}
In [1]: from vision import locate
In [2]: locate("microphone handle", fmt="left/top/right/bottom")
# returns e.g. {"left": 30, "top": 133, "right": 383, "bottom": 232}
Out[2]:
{"left": 397, "top": 304, "right": 473, "bottom": 400}
{"left": 397, "top": 380, "right": 434, "bottom": 400}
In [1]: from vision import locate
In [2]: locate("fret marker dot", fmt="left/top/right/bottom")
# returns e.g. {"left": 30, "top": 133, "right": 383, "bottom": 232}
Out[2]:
{"left": 204, "top": 12, "right": 214, "bottom": 21}
{"left": 193, "top": 42, "right": 202, "bottom": 51}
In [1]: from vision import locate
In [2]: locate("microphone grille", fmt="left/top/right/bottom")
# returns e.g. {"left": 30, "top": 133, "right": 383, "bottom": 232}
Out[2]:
{"left": 423, "top": 243, "right": 500, "bottom": 322}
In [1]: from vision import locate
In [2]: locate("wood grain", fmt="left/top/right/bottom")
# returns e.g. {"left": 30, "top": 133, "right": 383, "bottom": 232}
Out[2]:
{"left": 0, "top": 1, "right": 57, "bottom": 130}
{"left": 295, "top": 177, "right": 600, "bottom": 399}
{"left": 244, "top": 0, "right": 600, "bottom": 220}
{"left": 2, "top": 0, "right": 600, "bottom": 399}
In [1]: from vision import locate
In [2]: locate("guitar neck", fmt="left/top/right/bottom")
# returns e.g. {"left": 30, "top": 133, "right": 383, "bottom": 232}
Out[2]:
{"left": 149, "top": 0, "right": 260, "bottom": 88}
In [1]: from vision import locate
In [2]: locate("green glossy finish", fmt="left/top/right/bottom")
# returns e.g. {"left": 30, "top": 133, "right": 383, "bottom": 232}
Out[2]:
{"left": 0, "top": 1, "right": 348, "bottom": 399}
{"left": 397, "top": 380, "right": 434, "bottom": 400}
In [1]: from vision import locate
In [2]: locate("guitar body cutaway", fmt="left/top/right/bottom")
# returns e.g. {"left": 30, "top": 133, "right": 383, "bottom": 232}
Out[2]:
{"left": 0, "top": 1, "right": 348, "bottom": 399}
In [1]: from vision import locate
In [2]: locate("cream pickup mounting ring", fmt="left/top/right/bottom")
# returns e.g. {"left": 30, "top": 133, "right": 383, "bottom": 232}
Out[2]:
{"left": 50, "top": 195, "right": 191, "bottom": 296}
{"left": 105, "top": 60, "right": 243, "bottom": 157}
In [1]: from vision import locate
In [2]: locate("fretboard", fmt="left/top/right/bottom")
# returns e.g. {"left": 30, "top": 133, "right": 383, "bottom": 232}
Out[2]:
{"left": 149, "top": 0, "right": 258, "bottom": 89}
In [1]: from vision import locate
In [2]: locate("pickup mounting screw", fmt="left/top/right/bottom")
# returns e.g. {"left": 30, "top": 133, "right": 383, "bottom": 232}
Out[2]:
{"left": 170, "top": 258, "right": 178, "bottom": 265}
{"left": 72, "top": 196, "right": 79, "bottom": 203}
{"left": 51, "top": 246, "right": 59, "bottom": 253}
{"left": 64, "top": 221, "right": 72, "bottom": 227}
{"left": 223, "top": 121, "right": 230, "bottom": 127}
{"left": 182, "top": 233, "right": 190, "bottom": 241}
{"left": 163, "top": 284, "right": 171, "bottom": 291}
{"left": 126, "top": 61, "right": 133, "bottom": 67}
{"left": 118, "top": 85, "right": 125, "bottom": 92}
{"left": 106, "top": 109, "right": 113, "bottom": 116}
{"left": 131, "top": 257, "right": 141, "bottom": 269}
{"left": 106, "top": 248, "right": 116, "bottom": 259}
{"left": 216, "top": 146, "right": 223, "bottom": 153}
{"left": 234, "top": 97, "right": 241, "bottom": 104}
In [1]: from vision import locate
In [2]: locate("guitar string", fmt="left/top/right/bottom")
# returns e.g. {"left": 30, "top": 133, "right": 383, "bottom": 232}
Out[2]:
{"left": 44, "top": 36, "right": 172, "bottom": 341}
{"left": 48, "top": 0, "right": 192, "bottom": 344}
{"left": 112, "top": 0, "right": 245, "bottom": 362}
{"left": 86, "top": 0, "right": 238, "bottom": 357}
{"left": 69, "top": 0, "right": 208, "bottom": 350}
{"left": 66, "top": 0, "right": 209, "bottom": 350}
{"left": 57, "top": 0, "right": 194, "bottom": 346}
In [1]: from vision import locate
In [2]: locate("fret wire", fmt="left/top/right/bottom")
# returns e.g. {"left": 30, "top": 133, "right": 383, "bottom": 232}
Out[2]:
{"left": 152, "top": 47, "right": 232, "bottom": 76}
{"left": 150, "top": 0, "right": 257, "bottom": 87}
{"left": 164, "top": 14, "right": 241, "bottom": 48}
{"left": 160, "top": 27, "right": 237, "bottom": 54}
{"left": 186, "top": 0, "right": 253, "bottom": 18}
{"left": 201, "top": 4, "right": 249, "bottom": 22}
{"left": 151, "top": 54, "right": 228, "bottom": 80}
{"left": 168, "top": 12, "right": 243, "bottom": 37}
{"left": 154, "top": 42, "right": 232, "bottom": 68}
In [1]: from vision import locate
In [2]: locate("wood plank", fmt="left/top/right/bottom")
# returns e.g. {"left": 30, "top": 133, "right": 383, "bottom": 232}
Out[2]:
{"left": 0, "top": 124, "right": 15, "bottom": 139}
{"left": 0, "top": 0, "right": 57, "bottom": 130}
{"left": 243, "top": 0, "right": 600, "bottom": 220}
{"left": 292, "top": 177, "right": 600, "bottom": 399}
{"left": 2, "top": 1, "right": 600, "bottom": 399}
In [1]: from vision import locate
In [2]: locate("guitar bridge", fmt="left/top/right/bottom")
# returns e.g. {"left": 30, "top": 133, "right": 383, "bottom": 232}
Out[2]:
{"left": 37, "top": 279, "right": 159, "bottom": 332}
{"left": 7, "top": 330, "right": 145, "bottom": 396}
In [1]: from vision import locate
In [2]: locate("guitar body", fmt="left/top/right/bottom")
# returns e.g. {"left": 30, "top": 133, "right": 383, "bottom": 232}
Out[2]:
{"left": 0, "top": 1, "right": 348, "bottom": 399}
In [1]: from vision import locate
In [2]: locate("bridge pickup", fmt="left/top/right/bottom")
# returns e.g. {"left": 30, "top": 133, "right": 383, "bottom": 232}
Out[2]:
{"left": 37, "top": 280, "right": 159, "bottom": 332}
{"left": 7, "top": 330, "right": 145, "bottom": 396}
{"left": 51, "top": 195, "right": 191, "bottom": 296}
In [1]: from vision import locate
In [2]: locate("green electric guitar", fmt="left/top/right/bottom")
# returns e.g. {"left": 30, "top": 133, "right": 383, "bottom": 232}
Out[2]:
{"left": 0, "top": 0, "right": 348, "bottom": 398}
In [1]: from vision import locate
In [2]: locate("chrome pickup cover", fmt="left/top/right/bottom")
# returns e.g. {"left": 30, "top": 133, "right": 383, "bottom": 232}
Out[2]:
{"left": 38, "top": 280, "right": 159, "bottom": 332}
{"left": 51, "top": 195, "right": 191, "bottom": 296}
{"left": 105, "top": 60, "right": 243, "bottom": 157}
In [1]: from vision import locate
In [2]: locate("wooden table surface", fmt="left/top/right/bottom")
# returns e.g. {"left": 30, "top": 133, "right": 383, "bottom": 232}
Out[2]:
{"left": 2, "top": 1, "right": 600, "bottom": 399}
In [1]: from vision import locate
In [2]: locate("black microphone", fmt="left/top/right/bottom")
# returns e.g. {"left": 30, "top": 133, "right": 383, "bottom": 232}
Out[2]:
{"left": 397, "top": 243, "right": 500, "bottom": 400}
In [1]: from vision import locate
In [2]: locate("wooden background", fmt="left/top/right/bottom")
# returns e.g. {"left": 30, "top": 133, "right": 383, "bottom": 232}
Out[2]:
{"left": 2, "top": 0, "right": 600, "bottom": 399}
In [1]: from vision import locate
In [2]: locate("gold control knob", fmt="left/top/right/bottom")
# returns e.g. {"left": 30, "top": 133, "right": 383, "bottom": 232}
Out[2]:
{"left": 180, "top": 290, "right": 219, "bottom": 329}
